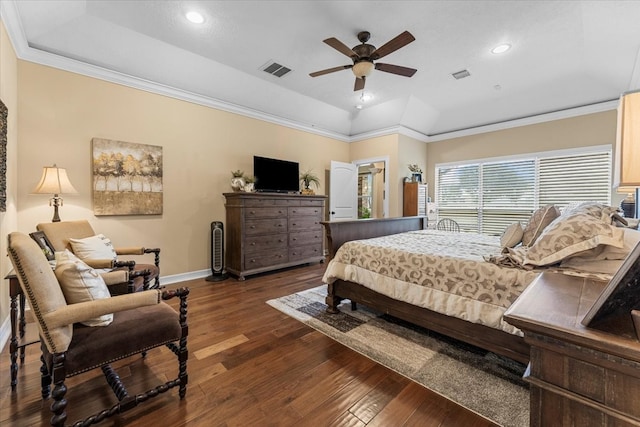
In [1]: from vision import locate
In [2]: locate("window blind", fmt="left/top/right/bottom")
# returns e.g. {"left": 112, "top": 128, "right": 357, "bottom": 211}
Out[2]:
{"left": 436, "top": 148, "right": 611, "bottom": 235}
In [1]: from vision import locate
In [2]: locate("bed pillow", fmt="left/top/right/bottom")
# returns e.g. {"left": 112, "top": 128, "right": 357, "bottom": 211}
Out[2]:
{"left": 522, "top": 205, "right": 560, "bottom": 247}
{"left": 562, "top": 202, "right": 618, "bottom": 222}
{"left": 500, "top": 222, "right": 523, "bottom": 250}
{"left": 523, "top": 213, "right": 625, "bottom": 267}
{"left": 54, "top": 250, "right": 113, "bottom": 327}
{"left": 69, "top": 234, "right": 117, "bottom": 262}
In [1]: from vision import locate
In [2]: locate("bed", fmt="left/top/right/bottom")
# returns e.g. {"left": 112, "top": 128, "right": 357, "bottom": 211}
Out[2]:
{"left": 321, "top": 208, "right": 636, "bottom": 364}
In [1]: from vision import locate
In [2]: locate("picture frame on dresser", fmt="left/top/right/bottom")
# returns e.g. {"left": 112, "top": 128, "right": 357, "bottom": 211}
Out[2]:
{"left": 582, "top": 238, "right": 640, "bottom": 331}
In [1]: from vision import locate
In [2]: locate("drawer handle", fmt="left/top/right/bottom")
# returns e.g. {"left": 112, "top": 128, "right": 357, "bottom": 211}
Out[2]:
{"left": 250, "top": 225, "right": 255, "bottom": 229}
{"left": 250, "top": 210, "right": 255, "bottom": 214}
{"left": 292, "top": 237, "right": 297, "bottom": 241}
{"left": 292, "top": 252, "right": 297, "bottom": 256}
{"left": 278, "top": 239, "right": 284, "bottom": 243}
{"left": 292, "top": 223, "right": 297, "bottom": 226}
{"left": 250, "top": 242, "right": 256, "bottom": 246}
{"left": 250, "top": 259, "right": 256, "bottom": 263}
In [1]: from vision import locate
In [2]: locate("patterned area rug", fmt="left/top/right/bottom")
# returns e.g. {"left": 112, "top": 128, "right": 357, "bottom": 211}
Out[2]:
{"left": 267, "top": 285, "right": 529, "bottom": 427}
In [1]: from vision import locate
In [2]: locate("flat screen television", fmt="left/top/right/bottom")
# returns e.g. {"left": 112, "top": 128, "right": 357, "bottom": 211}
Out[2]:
{"left": 253, "top": 156, "right": 300, "bottom": 193}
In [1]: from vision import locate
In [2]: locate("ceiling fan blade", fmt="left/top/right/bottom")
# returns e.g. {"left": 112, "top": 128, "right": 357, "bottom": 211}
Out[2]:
{"left": 354, "top": 77, "right": 365, "bottom": 91}
{"left": 324, "top": 37, "right": 358, "bottom": 59}
{"left": 309, "top": 64, "right": 352, "bottom": 77}
{"left": 370, "top": 31, "right": 415, "bottom": 60}
{"left": 375, "top": 63, "right": 417, "bottom": 77}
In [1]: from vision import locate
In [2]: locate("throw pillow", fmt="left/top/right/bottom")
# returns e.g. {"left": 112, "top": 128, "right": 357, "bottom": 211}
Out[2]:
{"left": 69, "top": 234, "right": 117, "bottom": 262}
{"left": 523, "top": 213, "right": 625, "bottom": 267}
{"left": 500, "top": 222, "right": 523, "bottom": 250}
{"left": 54, "top": 250, "right": 113, "bottom": 327}
{"left": 522, "top": 205, "right": 560, "bottom": 247}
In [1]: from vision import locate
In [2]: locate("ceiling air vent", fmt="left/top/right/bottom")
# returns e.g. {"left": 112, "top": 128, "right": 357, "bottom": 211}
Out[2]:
{"left": 451, "top": 69, "right": 471, "bottom": 80}
{"left": 262, "top": 61, "right": 292, "bottom": 78}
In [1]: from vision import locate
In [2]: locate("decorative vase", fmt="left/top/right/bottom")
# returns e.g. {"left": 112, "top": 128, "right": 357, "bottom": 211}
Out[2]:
{"left": 243, "top": 182, "right": 255, "bottom": 192}
{"left": 231, "top": 177, "right": 245, "bottom": 192}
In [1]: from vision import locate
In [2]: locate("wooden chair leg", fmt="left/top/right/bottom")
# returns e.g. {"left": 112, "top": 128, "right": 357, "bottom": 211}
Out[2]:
{"left": 40, "top": 353, "right": 51, "bottom": 399}
{"left": 50, "top": 353, "right": 67, "bottom": 427}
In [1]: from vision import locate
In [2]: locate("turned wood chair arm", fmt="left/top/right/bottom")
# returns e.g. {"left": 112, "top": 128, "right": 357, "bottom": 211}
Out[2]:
{"left": 162, "top": 287, "right": 190, "bottom": 329}
{"left": 115, "top": 247, "right": 161, "bottom": 268}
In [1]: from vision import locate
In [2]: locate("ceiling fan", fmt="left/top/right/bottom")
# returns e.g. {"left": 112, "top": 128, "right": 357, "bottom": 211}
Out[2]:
{"left": 309, "top": 30, "right": 417, "bottom": 91}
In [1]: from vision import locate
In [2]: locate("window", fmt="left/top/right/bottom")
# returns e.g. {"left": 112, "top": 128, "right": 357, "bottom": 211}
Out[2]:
{"left": 436, "top": 147, "right": 612, "bottom": 235}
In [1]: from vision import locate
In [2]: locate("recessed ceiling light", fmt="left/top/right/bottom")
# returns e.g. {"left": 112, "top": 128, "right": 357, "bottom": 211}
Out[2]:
{"left": 186, "top": 11, "right": 205, "bottom": 24}
{"left": 360, "top": 93, "right": 373, "bottom": 102}
{"left": 355, "top": 105, "right": 363, "bottom": 110}
{"left": 491, "top": 43, "right": 511, "bottom": 54}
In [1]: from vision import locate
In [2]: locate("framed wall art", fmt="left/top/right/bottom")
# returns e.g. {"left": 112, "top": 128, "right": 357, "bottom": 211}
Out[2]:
{"left": 29, "top": 231, "right": 56, "bottom": 261}
{"left": 0, "top": 99, "right": 7, "bottom": 212}
{"left": 92, "top": 138, "right": 163, "bottom": 216}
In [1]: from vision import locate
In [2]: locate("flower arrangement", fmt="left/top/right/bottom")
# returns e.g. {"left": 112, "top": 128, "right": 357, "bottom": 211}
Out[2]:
{"left": 231, "top": 170, "right": 244, "bottom": 177}
{"left": 408, "top": 164, "right": 422, "bottom": 174}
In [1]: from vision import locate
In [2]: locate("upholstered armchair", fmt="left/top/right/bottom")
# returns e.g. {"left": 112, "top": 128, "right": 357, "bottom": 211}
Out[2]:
{"left": 7, "top": 232, "right": 188, "bottom": 427}
{"left": 37, "top": 220, "right": 161, "bottom": 293}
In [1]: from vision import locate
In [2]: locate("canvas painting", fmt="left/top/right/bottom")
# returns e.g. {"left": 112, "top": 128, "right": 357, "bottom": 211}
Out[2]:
{"left": 92, "top": 138, "right": 163, "bottom": 215}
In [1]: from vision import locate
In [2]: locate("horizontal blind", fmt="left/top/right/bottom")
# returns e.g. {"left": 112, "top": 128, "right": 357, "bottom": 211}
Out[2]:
{"left": 538, "top": 151, "right": 611, "bottom": 209}
{"left": 436, "top": 147, "right": 611, "bottom": 236}
{"left": 481, "top": 160, "right": 535, "bottom": 235}
{"left": 437, "top": 164, "right": 480, "bottom": 232}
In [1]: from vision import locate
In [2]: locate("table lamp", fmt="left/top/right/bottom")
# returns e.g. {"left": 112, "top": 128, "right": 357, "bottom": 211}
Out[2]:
{"left": 31, "top": 164, "right": 78, "bottom": 222}
{"left": 615, "top": 90, "right": 640, "bottom": 218}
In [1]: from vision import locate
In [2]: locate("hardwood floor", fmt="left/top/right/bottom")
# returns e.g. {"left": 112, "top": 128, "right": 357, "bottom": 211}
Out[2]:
{"left": 0, "top": 263, "right": 496, "bottom": 426}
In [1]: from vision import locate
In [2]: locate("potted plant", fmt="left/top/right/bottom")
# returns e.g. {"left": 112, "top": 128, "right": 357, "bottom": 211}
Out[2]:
{"left": 242, "top": 175, "right": 256, "bottom": 192}
{"left": 300, "top": 170, "right": 320, "bottom": 195}
{"left": 230, "top": 170, "right": 245, "bottom": 192}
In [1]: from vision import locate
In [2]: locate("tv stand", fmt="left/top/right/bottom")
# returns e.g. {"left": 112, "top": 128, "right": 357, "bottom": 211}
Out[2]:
{"left": 223, "top": 192, "right": 326, "bottom": 280}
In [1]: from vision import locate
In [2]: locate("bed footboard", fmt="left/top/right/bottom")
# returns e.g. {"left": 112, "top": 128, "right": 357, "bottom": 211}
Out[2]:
{"left": 321, "top": 216, "right": 427, "bottom": 261}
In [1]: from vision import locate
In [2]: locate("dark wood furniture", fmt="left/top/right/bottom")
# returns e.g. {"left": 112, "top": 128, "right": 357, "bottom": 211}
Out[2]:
{"left": 224, "top": 192, "right": 326, "bottom": 280}
{"left": 321, "top": 216, "right": 530, "bottom": 364}
{"left": 504, "top": 272, "right": 640, "bottom": 426}
{"left": 403, "top": 182, "right": 427, "bottom": 216}
{"left": 6, "top": 271, "right": 40, "bottom": 390}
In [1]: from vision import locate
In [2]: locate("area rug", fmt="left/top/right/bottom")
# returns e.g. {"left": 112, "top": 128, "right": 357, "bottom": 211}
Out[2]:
{"left": 267, "top": 285, "right": 529, "bottom": 427}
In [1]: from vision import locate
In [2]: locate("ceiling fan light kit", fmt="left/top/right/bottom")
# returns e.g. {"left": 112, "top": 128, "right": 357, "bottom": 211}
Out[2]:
{"left": 310, "top": 30, "right": 417, "bottom": 91}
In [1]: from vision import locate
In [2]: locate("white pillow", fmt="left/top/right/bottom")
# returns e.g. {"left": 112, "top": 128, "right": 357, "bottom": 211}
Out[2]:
{"left": 69, "top": 234, "right": 117, "bottom": 262}
{"left": 54, "top": 250, "right": 113, "bottom": 327}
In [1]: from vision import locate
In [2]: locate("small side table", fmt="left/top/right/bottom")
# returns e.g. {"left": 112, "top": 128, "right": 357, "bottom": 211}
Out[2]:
{"left": 6, "top": 271, "right": 40, "bottom": 390}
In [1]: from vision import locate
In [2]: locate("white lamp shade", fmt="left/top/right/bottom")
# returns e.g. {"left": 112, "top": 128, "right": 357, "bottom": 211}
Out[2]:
{"left": 614, "top": 90, "right": 640, "bottom": 187}
{"left": 32, "top": 165, "right": 78, "bottom": 195}
{"left": 352, "top": 61, "right": 374, "bottom": 78}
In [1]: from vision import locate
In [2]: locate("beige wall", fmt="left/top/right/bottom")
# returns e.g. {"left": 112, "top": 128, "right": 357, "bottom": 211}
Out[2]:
{"left": 16, "top": 61, "right": 350, "bottom": 278}
{"left": 0, "top": 22, "right": 18, "bottom": 334}
{"left": 425, "top": 111, "right": 618, "bottom": 200}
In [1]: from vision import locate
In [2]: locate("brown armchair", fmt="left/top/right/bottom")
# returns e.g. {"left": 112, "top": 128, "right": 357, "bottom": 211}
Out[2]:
{"left": 37, "top": 220, "right": 161, "bottom": 293}
{"left": 7, "top": 232, "right": 188, "bottom": 427}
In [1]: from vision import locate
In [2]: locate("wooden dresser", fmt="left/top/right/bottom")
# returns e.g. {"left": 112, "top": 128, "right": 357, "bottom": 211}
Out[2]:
{"left": 403, "top": 182, "right": 427, "bottom": 216}
{"left": 504, "top": 272, "right": 640, "bottom": 426}
{"left": 223, "top": 192, "right": 326, "bottom": 280}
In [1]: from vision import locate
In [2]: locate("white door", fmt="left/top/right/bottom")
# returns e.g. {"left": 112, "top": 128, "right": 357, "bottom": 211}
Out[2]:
{"left": 329, "top": 160, "right": 358, "bottom": 221}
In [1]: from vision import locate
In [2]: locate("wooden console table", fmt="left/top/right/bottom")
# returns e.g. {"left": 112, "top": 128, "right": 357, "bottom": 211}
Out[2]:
{"left": 5, "top": 271, "right": 40, "bottom": 390}
{"left": 504, "top": 272, "right": 640, "bottom": 426}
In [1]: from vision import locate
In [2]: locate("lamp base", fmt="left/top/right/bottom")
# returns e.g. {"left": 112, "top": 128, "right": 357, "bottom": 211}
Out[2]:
{"left": 621, "top": 198, "right": 636, "bottom": 218}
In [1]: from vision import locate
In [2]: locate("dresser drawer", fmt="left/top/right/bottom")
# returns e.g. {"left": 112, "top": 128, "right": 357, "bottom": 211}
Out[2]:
{"left": 289, "top": 230, "right": 322, "bottom": 247}
{"left": 245, "top": 218, "right": 287, "bottom": 235}
{"left": 245, "top": 234, "right": 288, "bottom": 254}
{"left": 289, "top": 216, "right": 321, "bottom": 232}
{"left": 289, "top": 206, "right": 323, "bottom": 217}
{"left": 289, "top": 244, "right": 323, "bottom": 261}
{"left": 245, "top": 206, "right": 287, "bottom": 219}
{"left": 244, "top": 249, "right": 288, "bottom": 270}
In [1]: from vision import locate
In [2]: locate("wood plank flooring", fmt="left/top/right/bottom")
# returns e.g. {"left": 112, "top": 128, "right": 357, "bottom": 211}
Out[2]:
{"left": 0, "top": 263, "right": 497, "bottom": 426}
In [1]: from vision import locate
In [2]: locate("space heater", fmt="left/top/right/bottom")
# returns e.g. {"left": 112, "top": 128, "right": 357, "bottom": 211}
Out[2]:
{"left": 206, "top": 221, "right": 228, "bottom": 282}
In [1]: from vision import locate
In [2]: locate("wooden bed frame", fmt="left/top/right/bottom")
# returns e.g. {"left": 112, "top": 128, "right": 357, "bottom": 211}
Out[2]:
{"left": 321, "top": 216, "right": 531, "bottom": 364}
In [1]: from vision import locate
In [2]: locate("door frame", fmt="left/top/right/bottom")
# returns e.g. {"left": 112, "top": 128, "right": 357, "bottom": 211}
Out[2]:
{"left": 352, "top": 156, "right": 389, "bottom": 218}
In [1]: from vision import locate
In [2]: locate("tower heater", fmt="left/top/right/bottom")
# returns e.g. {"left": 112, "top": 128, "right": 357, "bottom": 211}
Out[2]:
{"left": 206, "top": 221, "right": 228, "bottom": 282}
